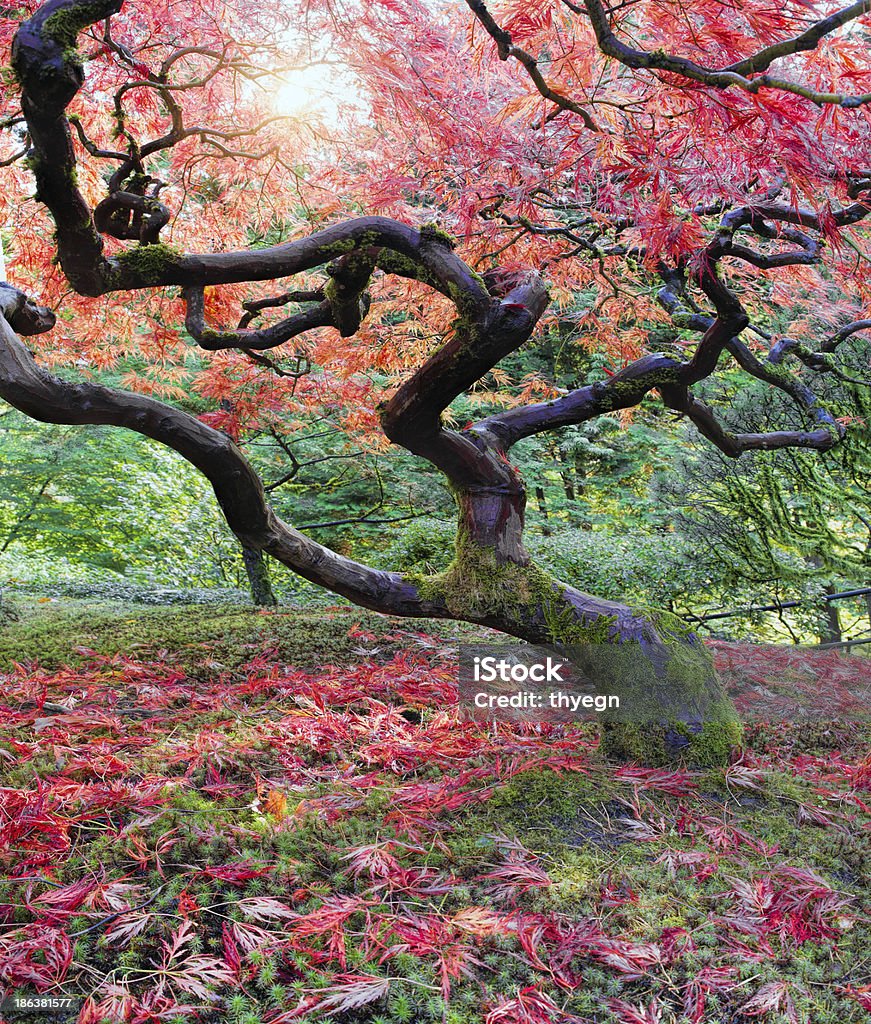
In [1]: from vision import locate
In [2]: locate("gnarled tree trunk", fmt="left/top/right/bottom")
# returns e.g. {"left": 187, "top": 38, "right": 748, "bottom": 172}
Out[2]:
{"left": 406, "top": 461, "right": 740, "bottom": 766}
{"left": 0, "top": 281, "right": 740, "bottom": 766}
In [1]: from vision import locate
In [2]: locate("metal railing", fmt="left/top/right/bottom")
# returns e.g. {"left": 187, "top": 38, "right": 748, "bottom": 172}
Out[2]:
{"left": 684, "top": 587, "right": 871, "bottom": 650}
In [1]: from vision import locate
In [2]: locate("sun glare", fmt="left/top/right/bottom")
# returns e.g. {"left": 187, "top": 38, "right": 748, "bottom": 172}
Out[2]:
{"left": 271, "top": 63, "right": 357, "bottom": 127}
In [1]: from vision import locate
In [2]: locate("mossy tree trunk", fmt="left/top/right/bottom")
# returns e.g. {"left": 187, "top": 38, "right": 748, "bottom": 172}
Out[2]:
{"left": 820, "top": 584, "right": 842, "bottom": 645}
{"left": 400, "top": 422, "right": 740, "bottom": 766}
{"left": 242, "top": 545, "right": 278, "bottom": 607}
{"left": 415, "top": 523, "right": 741, "bottom": 767}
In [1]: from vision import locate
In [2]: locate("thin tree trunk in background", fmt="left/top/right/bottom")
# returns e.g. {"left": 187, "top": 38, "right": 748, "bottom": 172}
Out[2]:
{"left": 574, "top": 452, "right": 587, "bottom": 494}
{"left": 864, "top": 547, "right": 871, "bottom": 634}
{"left": 560, "top": 472, "right": 575, "bottom": 500}
{"left": 0, "top": 476, "right": 53, "bottom": 552}
{"left": 548, "top": 438, "right": 575, "bottom": 500}
{"left": 242, "top": 546, "right": 278, "bottom": 606}
{"left": 820, "top": 584, "right": 842, "bottom": 645}
{"left": 534, "top": 485, "right": 552, "bottom": 536}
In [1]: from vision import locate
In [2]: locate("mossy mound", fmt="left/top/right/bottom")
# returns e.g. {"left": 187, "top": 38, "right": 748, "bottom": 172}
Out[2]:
{"left": 0, "top": 598, "right": 462, "bottom": 674}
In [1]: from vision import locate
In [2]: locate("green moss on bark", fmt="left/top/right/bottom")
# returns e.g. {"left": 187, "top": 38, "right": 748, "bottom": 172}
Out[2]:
{"left": 110, "top": 242, "right": 184, "bottom": 285}
{"left": 420, "top": 222, "right": 457, "bottom": 249}
{"left": 601, "top": 702, "right": 742, "bottom": 768}
{"left": 538, "top": 598, "right": 741, "bottom": 767}
{"left": 44, "top": 1, "right": 113, "bottom": 57}
{"left": 410, "top": 528, "right": 559, "bottom": 621}
{"left": 413, "top": 525, "right": 741, "bottom": 766}
{"left": 595, "top": 628, "right": 742, "bottom": 767}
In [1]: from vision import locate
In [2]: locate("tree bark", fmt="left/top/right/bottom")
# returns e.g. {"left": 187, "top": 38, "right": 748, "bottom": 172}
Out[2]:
{"left": 410, "top": 493, "right": 740, "bottom": 766}
{"left": 820, "top": 585, "right": 842, "bottom": 645}
{"left": 242, "top": 546, "right": 278, "bottom": 606}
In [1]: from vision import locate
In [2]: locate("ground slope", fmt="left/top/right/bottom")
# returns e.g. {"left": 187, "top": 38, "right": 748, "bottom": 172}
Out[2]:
{"left": 0, "top": 604, "right": 868, "bottom": 1024}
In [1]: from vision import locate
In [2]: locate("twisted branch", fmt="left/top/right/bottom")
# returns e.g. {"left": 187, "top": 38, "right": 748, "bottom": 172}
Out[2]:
{"left": 583, "top": 0, "right": 871, "bottom": 108}
{"left": 468, "top": 0, "right": 871, "bottom": 111}
{"left": 0, "top": 284, "right": 445, "bottom": 618}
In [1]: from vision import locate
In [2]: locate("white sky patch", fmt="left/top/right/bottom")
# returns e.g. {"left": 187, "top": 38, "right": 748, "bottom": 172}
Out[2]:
{"left": 270, "top": 61, "right": 365, "bottom": 128}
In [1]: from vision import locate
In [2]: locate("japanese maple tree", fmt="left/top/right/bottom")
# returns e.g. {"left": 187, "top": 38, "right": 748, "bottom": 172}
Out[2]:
{"left": 1, "top": 0, "right": 870, "bottom": 764}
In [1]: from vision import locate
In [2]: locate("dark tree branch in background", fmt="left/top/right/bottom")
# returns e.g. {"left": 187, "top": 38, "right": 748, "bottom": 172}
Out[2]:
{"left": 767, "top": 337, "right": 871, "bottom": 386}
{"left": 264, "top": 451, "right": 364, "bottom": 492}
{"left": 470, "top": 0, "right": 871, "bottom": 108}
{"left": 299, "top": 513, "right": 425, "bottom": 529}
{"left": 721, "top": 0, "right": 871, "bottom": 75}
{"left": 472, "top": 209, "right": 854, "bottom": 455}
{"left": 238, "top": 289, "right": 324, "bottom": 328}
{"left": 464, "top": 0, "right": 599, "bottom": 130}
{"left": 242, "top": 350, "right": 311, "bottom": 380}
{"left": 467, "top": 0, "right": 871, "bottom": 126}
{"left": 581, "top": 0, "right": 871, "bottom": 107}
{"left": 822, "top": 319, "right": 871, "bottom": 352}
{"left": 475, "top": 187, "right": 870, "bottom": 455}
{"left": 0, "top": 145, "right": 29, "bottom": 168}
{"left": 658, "top": 383, "right": 842, "bottom": 457}
{"left": 184, "top": 284, "right": 333, "bottom": 351}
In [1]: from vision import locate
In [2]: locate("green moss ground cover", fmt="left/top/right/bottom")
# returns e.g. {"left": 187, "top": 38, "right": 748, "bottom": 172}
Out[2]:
{"left": 0, "top": 603, "right": 868, "bottom": 1023}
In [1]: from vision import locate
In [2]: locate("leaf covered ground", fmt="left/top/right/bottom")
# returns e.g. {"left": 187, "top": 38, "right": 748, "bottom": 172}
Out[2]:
{"left": 0, "top": 605, "right": 868, "bottom": 1024}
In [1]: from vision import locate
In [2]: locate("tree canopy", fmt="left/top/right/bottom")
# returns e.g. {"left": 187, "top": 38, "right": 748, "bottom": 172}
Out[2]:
{"left": 1, "top": 0, "right": 869, "bottom": 446}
